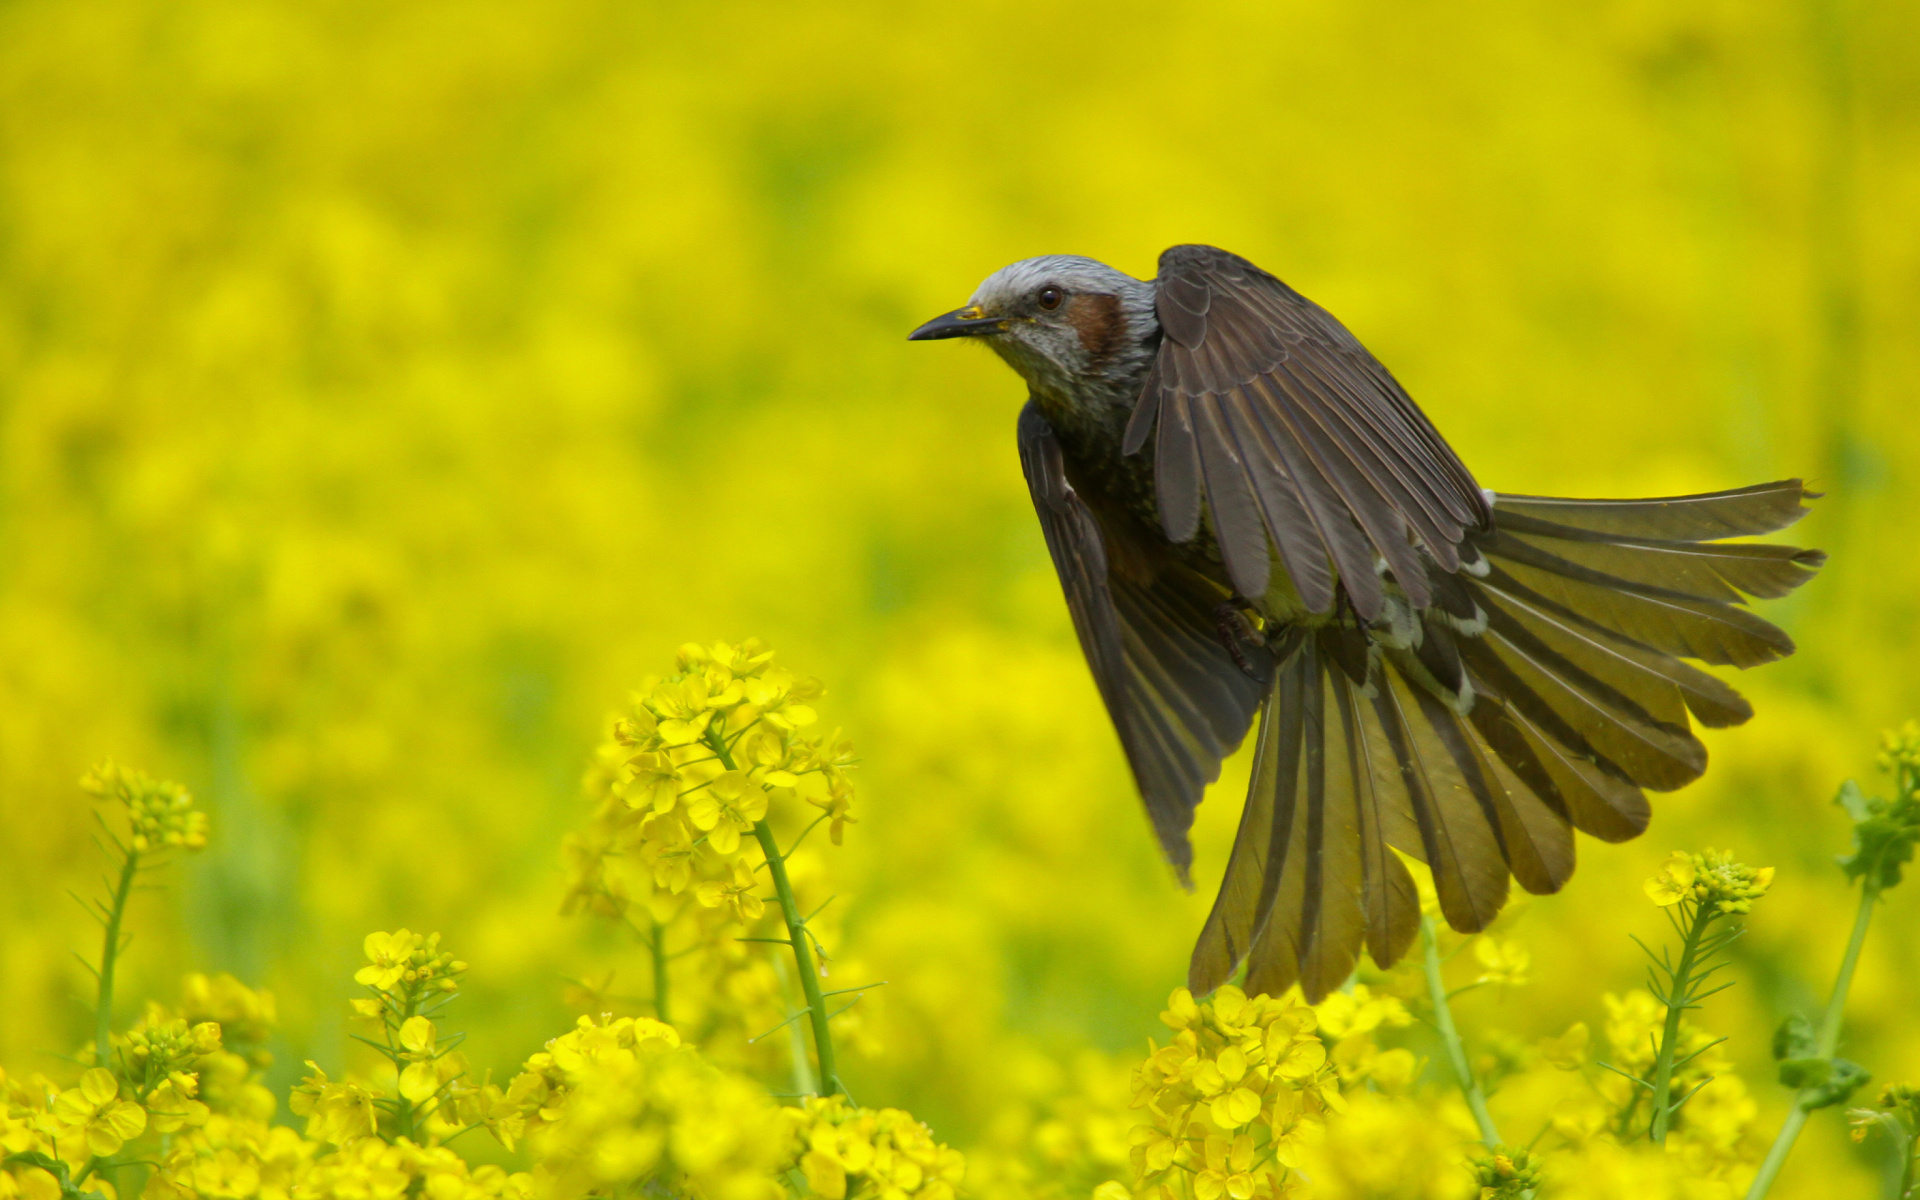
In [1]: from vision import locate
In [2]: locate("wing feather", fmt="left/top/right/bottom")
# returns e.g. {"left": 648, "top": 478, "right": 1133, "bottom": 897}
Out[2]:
{"left": 1138, "top": 245, "right": 1491, "bottom": 617}
{"left": 1018, "top": 401, "right": 1268, "bottom": 879}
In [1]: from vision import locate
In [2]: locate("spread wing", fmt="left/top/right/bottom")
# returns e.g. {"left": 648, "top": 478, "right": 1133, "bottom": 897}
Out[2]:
{"left": 1018, "top": 400, "right": 1270, "bottom": 880}
{"left": 1124, "top": 243, "right": 1493, "bottom": 621}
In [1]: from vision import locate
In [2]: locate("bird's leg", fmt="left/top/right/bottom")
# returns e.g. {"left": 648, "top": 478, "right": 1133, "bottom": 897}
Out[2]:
{"left": 1212, "top": 601, "right": 1268, "bottom": 679}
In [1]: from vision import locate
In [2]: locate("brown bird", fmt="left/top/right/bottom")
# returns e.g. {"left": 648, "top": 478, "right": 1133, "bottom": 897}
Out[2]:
{"left": 910, "top": 244, "right": 1823, "bottom": 1003}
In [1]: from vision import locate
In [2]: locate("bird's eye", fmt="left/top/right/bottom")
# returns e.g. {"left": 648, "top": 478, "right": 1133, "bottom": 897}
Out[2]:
{"left": 1037, "top": 287, "right": 1064, "bottom": 311}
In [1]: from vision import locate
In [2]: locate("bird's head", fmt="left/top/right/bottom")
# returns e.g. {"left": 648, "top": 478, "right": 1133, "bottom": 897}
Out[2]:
{"left": 909, "top": 255, "right": 1159, "bottom": 404}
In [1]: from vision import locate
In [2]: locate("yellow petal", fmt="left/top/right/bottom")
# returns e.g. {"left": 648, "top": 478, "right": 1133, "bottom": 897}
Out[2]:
{"left": 399, "top": 1062, "right": 440, "bottom": 1102}
{"left": 1215, "top": 1047, "right": 1247, "bottom": 1083}
{"left": 80, "top": 1068, "right": 119, "bottom": 1106}
{"left": 1210, "top": 1087, "right": 1262, "bottom": 1129}
{"left": 102, "top": 1101, "right": 147, "bottom": 1141}
{"left": 1211, "top": 986, "right": 1247, "bottom": 1025}
{"left": 399, "top": 1016, "right": 436, "bottom": 1054}
{"left": 1274, "top": 1038, "right": 1326, "bottom": 1079}
{"left": 802, "top": 1151, "right": 847, "bottom": 1200}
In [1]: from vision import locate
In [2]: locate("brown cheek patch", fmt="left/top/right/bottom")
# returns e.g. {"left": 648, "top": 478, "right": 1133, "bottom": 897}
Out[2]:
{"left": 1067, "top": 293, "right": 1126, "bottom": 369}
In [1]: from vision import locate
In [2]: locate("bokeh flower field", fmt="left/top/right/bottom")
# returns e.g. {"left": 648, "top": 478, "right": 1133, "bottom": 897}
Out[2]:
{"left": 2, "top": 1, "right": 1919, "bottom": 1197}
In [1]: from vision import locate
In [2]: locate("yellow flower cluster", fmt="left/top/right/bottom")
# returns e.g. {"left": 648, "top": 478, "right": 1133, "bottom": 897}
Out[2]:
{"left": 146, "top": 1112, "right": 530, "bottom": 1200}
{"left": 963, "top": 1049, "right": 1133, "bottom": 1200}
{"left": 1878, "top": 722, "right": 1920, "bottom": 779}
{"left": 504, "top": 1015, "right": 788, "bottom": 1200}
{"left": 1288, "top": 1092, "right": 1475, "bottom": 1200}
{"left": 292, "top": 931, "right": 474, "bottom": 1147}
{"left": 4, "top": 972, "right": 291, "bottom": 1200}
{"left": 788, "top": 1096, "right": 966, "bottom": 1200}
{"left": 1312, "top": 986, "right": 1417, "bottom": 1091}
{"left": 560, "top": 641, "right": 871, "bottom": 1074}
{"left": 1644, "top": 850, "right": 1775, "bottom": 915}
{"left": 142, "top": 1115, "right": 315, "bottom": 1200}
{"left": 1539, "top": 988, "right": 1760, "bottom": 1188}
{"left": 80, "top": 761, "right": 208, "bottom": 854}
{"left": 1123, "top": 986, "right": 1344, "bottom": 1200}
{"left": 117, "top": 1010, "right": 220, "bottom": 1131}
{"left": 353, "top": 930, "right": 467, "bottom": 1002}
{"left": 567, "top": 640, "right": 854, "bottom": 923}
{"left": 175, "top": 976, "right": 280, "bottom": 1120}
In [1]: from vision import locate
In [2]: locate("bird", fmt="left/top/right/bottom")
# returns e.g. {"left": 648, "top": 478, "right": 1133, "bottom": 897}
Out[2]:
{"left": 908, "top": 244, "right": 1824, "bottom": 1004}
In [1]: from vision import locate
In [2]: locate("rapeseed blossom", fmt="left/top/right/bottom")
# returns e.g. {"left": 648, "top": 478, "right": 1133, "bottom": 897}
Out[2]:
{"left": 1124, "top": 986, "right": 1341, "bottom": 1200}
{"left": 5, "top": 690, "right": 1907, "bottom": 1200}
{"left": 1645, "top": 851, "right": 1775, "bottom": 915}
{"left": 80, "top": 763, "right": 208, "bottom": 855}
{"left": 788, "top": 1096, "right": 966, "bottom": 1200}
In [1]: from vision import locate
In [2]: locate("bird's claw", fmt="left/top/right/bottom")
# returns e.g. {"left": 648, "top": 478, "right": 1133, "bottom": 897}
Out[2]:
{"left": 1212, "top": 602, "right": 1268, "bottom": 680}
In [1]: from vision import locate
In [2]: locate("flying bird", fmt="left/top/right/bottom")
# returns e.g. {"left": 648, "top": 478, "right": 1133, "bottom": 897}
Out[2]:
{"left": 910, "top": 244, "right": 1823, "bottom": 1003}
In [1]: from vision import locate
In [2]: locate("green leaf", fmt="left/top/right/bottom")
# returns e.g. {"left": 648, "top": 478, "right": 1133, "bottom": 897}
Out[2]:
{"left": 1800, "top": 1058, "right": 1870, "bottom": 1110}
{"left": 1836, "top": 783, "right": 1920, "bottom": 892}
{"left": 1836, "top": 779, "right": 1875, "bottom": 822}
{"left": 1772, "top": 1013, "right": 1817, "bottom": 1062}
{"left": 1778, "top": 1057, "right": 1831, "bottom": 1088}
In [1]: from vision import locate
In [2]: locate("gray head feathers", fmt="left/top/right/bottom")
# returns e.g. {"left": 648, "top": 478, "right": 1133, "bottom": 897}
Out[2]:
{"left": 965, "top": 255, "right": 1159, "bottom": 416}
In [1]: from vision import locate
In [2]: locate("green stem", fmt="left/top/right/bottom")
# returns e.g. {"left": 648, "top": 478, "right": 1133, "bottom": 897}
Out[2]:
{"left": 94, "top": 847, "right": 142, "bottom": 1067}
{"left": 752, "top": 820, "right": 839, "bottom": 1096}
{"left": 1650, "top": 900, "right": 1716, "bottom": 1145}
{"left": 705, "top": 728, "right": 839, "bottom": 1096}
{"left": 1422, "top": 916, "right": 1499, "bottom": 1149}
{"left": 651, "top": 917, "right": 671, "bottom": 1025}
{"left": 1745, "top": 882, "right": 1879, "bottom": 1200}
{"left": 394, "top": 992, "right": 419, "bottom": 1141}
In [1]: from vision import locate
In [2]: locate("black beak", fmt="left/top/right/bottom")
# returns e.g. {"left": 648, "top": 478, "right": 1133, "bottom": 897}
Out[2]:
{"left": 908, "top": 307, "right": 1007, "bottom": 341}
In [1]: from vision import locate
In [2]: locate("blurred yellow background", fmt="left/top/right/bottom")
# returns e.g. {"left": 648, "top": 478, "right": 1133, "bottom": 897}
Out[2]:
{"left": 1, "top": 0, "right": 1915, "bottom": 1195}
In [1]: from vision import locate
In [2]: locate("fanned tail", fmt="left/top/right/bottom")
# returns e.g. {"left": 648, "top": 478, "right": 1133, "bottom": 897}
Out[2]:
{"left": 1190, "top": 480, "right": 1822, "bottom": 1002}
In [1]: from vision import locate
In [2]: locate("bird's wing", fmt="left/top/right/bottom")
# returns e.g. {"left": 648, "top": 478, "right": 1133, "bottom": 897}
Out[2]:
{"left": 1125, "top": 243, "right": 1492, "bottom": 620}
{"left": 1018, "top": 400, "right": 1270, "bottom": 881}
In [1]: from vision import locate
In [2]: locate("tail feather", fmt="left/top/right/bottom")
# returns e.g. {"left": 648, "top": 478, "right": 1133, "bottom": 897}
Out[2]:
{"left": 1188, "top": 639, "right": 1307, "bottom": 996}
{"left": 1330, "top": 667, "right": 1421, "bottom": 970}
{"left": 1372, "top": 670, "right": 1510, "bottom": 934}
{"left": 1483, "top": 556, "right": 1793, "bottom": 668}
{"left": 1480, "top": 577, "right": 1752, "bottom": 729}
{"left": 1491, "top": 480, "right": 1815, "bottom": 540}
{"left": 1496, "top": 518, "right": 1824, "bottom": 603}
{"left": 1477, "top": 606, "right": 1706, "bottom": 789}
{"left": 1285, "top": 643, "right": 1367, "bottom": 1001}
{"left": 1188, "top": 481, "right": 1821, "bottom": 1002}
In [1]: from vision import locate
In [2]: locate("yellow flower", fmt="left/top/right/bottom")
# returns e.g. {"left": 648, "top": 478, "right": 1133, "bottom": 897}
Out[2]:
{"left": 682, "top": 771, "right": 768, "bottom": 855}
{"left": 1472, "top": 937, "right": 1531, "bottom": 988}
{"left": 1644, "top": 849, "right": 1774, "bottom": 914}
{"left": 693, "top": 860, "right": 766, "bottom": 925}
{"left": 353, "top": 930, "right": 466, "bottom": 998}
{"left": 1312, "top": 986, "right": 1408, "bottom": 1040}
{"left": 145, "top": 1075, "right": 210, "bottom": 1134}
{"left": 357, "top": 929, "right": 425, "bottom": 990}
{"left": 1537, "top": 1022, "right": 1590, "bottom": 1069}
{"left": 1645, "top": 852, "right": 1697, "bottom": 906}
{"left": 52, "top": 1068, "right": 147, "bottom": 1157}
{"left": 289, "top": 1063, "right": 380, "bottom": 1146}
{"left": 81, "top": 762, "right": 208, "bottom": 853}
{"left": 399, "top": 1016, "right": 442, "bottom": 1102}
{"left": 620, "top": 752, "right": 685, "bottom": 814}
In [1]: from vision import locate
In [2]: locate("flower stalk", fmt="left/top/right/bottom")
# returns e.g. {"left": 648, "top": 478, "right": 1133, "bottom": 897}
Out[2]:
{"left": 1746, "top": 730, "right": 1920, "bottom": 1199}
{"left": 703, "top": 724, "right": 841, "bottom": 1097}
{"left": 93, "top": 845, "right": 142, "bottom": 1070}
{"left": 1422, "top": 916, "right": 1500, "bottom": 1150}
{"left": 650, "top": 917, "right": 671, "bottom": 1026}
{"left": 1647, "top": 897, "right": 1721, "bottom": 1145}
{"left": 1745, "top": 883, "right": 1877, "bottom": 1198}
